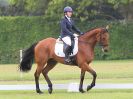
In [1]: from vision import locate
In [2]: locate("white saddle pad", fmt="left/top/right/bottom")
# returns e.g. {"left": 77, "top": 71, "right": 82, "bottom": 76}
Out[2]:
{"left": 54, "top": 37, "right": 78, "bottom": 57}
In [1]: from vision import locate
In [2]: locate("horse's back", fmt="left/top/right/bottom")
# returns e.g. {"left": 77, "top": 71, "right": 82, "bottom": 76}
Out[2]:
{"left": 34, "top": 37, "right": 56, "bottom": 59}
{"left": 40, "top": 37, "right": 56, "bottom": 43}
{"left": 37, "top": 37, "right": 56, "bottom": 46}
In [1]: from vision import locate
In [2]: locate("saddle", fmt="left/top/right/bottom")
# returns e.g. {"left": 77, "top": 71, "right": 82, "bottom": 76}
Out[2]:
{"left": 54, "top": 37, "right": 78, "bottom": 57}
{"left": 63, "top": 37, "right": 75, "bottom": 55}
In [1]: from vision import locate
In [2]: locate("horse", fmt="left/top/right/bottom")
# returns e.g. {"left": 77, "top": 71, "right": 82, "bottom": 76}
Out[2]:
{"left": 19, "top": 26, "right": 109, "bottom": 94}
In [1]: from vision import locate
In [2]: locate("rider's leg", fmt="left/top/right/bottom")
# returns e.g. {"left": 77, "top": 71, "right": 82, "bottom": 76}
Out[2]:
{"left": 62, "top": 36, "right": 71, "bottom": 63}
{"left": 64, "top": 44, "right": 71, "bottom": 63}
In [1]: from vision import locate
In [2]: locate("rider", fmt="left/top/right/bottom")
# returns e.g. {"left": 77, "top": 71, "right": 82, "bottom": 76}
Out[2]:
{"left": 60, "top": 6, "right": 83, "bottom": 63}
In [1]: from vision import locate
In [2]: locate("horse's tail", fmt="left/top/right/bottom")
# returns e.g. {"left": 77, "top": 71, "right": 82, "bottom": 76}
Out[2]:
{"left": 19, "top": 42, "right": 38, "bottom": 72}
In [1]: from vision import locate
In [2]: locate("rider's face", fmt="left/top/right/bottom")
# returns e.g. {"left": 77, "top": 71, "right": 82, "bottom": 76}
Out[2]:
{"left": 66, "top": 12, "right": 73, "bottom": 18}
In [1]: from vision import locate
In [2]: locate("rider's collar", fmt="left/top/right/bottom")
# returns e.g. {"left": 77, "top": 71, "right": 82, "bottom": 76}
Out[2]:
{"left": 65, "top": 15, "right": 71, "bottom": 22}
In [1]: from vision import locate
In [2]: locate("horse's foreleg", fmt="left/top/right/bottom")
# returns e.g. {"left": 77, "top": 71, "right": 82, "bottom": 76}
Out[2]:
{"left": 86, "top": 64, "right": 97, "bottom": 91}
{"left": 42, "top": 59, "right": 57, "bottom": 94}
{"left": 79, "top": 70, "right": 86, "bottom": 93}
{"left": 34, "top": 65, "right": 44, "bottom": 94}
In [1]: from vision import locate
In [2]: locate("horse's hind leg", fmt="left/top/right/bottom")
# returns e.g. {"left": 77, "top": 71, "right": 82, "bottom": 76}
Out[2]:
{"left": 42, "top": 59, "right": 57, "bottom": 94}
{"left": 34, "top": 62, "right": 46, "bottom": 94}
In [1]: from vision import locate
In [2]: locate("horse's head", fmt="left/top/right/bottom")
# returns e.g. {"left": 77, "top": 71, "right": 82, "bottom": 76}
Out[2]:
{"left": 96, "top": 26, "right": 110, "bottom": 52}
{"left": 80, "top": 26, "right": 110, "bottom": 52}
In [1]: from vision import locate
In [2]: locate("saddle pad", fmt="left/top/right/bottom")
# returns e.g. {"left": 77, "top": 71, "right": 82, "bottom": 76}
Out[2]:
{"left": 54, "top": 37, "right": 78, "bottom": 57}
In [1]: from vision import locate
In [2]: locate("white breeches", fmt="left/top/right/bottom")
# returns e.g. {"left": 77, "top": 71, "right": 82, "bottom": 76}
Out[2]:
{"left": 62, "top": 36, "right": 71, "bottom": 46}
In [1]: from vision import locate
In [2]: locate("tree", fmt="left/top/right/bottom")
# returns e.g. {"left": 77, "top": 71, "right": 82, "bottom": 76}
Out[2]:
{"left": 25, "top": 0, "right": 50, "bottom": 16}
{"left": 1, "top": 0, "right": 133, "bottom": 21}
{"left": 107, "top": 0, "right": 133, "bottom": 20}
{"left": 9, "top": 0, "right": 50, "bottom": 16}
{"left": 45, "top": 0, "right": 125, "bottom": 21}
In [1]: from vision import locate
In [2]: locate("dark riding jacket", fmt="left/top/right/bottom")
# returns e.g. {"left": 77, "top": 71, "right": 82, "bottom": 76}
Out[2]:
{"left": 60, "top": 16, "right": 82, "bottom": 38}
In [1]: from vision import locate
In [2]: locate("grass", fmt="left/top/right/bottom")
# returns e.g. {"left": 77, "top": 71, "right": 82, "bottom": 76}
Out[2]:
{"left": 0, "top": 89, "right": 133, "bottom": 99}
{"left": 0, "top": 60, "right": 133, "bottom": 99}
{"left": 0, "top": 60, "right": 133, "bottom": 84}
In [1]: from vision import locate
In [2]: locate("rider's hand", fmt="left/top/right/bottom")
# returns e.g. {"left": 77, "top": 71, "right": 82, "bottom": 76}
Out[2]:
{"left": 73, "top": 33, "right": 79, "bottom": 37}
{"left": 71, "top": 35, "right": 75, "bottom": 38}
{"left": 80, "top": 32, "right": 84, "bottom": 35}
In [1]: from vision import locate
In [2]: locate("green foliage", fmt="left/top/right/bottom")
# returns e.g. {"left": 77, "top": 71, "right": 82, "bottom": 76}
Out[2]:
{"left": 108, "top": 0, "right": 133, "bottom": 4}
{"left": 45, "top": 0, "right": 74, "bottom": 20}
{"left": 25, "top": 0, "right": 49, "bottom": 15}
{"left": 0, "top": 16, "right": 59, "bottom": 63}
{"left": 0, "top": 17, "right": 133, "bottom": 64}
{"left": 0, "top": 0, "right": 129, "bottom": 21}
{"left": 44, "top": 0, "right": 127, "bottom": 21}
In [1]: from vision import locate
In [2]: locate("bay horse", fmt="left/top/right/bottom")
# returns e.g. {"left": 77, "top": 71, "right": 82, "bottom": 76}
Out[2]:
{"left": 19, "top": 26, "right": 109, "bottom": 94}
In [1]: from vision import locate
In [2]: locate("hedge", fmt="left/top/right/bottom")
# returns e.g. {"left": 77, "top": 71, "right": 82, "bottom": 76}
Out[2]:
{"left": 0, "top": 16, "right": 133, "bottom": 64}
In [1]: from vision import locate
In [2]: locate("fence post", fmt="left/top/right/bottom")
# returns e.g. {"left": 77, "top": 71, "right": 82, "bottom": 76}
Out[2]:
{"left": 20, "top": 50, "right": 23, "bottom": 78}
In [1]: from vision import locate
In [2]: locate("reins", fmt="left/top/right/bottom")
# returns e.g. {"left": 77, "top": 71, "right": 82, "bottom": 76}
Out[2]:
{"left": 78, "top": 28, "right": 108, "bottom": 46}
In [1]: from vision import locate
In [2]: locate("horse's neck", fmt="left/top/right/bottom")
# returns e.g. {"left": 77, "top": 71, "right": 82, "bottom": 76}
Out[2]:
{"left": 79, "top": 29, "right": 100, "bottom": 48}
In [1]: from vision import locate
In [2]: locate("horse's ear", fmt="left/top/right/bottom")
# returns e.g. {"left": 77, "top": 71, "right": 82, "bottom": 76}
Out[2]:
{"left": 105, "top": 25, "right": 109, "bottom": 30}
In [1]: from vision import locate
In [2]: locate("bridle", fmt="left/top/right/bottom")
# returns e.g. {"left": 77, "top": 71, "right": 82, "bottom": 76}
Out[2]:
{"left": 78, "top": 28, "right": 109, "bottom": 46}
{"left": 98, "top": 29, "right": 109, "bottom": 47}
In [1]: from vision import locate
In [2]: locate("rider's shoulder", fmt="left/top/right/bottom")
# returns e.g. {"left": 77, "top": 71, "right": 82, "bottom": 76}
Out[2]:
{"left": 61, "top": 17, "right": 67, "bottom": 22}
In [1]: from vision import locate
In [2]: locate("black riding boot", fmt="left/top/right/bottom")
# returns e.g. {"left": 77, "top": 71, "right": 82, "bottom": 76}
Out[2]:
{"left": 64, "top": 45, "right": 71, "bottom": 63}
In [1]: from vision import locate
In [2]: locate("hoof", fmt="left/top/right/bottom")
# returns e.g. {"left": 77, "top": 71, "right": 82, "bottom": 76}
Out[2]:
{"left": 48, "top": 88, "right": 53, "bottom": 94}
{"left": 79, "top": 89, "right": 86, "bottom": 93}
{"left": 87, "top": 85, "right": 93, "bottom": 91}
{"left": 36, "top": 90, "right": 44, "bottom": 94}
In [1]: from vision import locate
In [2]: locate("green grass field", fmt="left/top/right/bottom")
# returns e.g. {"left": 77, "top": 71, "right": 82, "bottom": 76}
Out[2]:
{"left": 0, "top": 60, "right": 133, "bottom": 99}
{"left": 0, "top": 90, "right": 133, "bottom": 99}
{"left": 0, "top": 60, "right": 133, "bottom": 84}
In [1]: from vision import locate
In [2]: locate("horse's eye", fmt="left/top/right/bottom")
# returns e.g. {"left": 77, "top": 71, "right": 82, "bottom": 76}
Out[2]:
{"left": 102, "top": 38, "right": 105, "bottom": 40}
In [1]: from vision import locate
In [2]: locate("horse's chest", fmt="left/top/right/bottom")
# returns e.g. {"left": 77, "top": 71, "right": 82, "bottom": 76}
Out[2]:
{"left": 84, "top": 48, "right": 94, "bottom": 60}
{"left": 87, "top": 52, "right": 94, "bottom": 60}
{"left": 78, "top": 44, "right": 94, "bottom": 62}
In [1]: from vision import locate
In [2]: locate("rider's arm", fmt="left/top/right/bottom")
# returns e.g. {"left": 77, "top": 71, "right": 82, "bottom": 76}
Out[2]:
{"left": 72, "top": 21, "right": 83, "bottom": 35}
{"left": 61, "top": 20, "right": 74, "bottom": 37}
